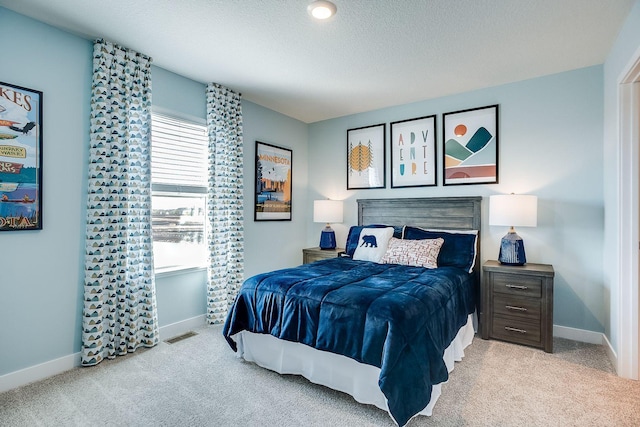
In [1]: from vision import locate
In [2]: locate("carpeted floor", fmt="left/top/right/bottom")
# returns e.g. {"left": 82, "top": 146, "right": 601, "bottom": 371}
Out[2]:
{"left": 1, "top": 325, "right": 639, "bottom": 427}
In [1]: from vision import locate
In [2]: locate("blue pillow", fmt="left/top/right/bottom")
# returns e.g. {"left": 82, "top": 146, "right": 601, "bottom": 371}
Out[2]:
{"left": 403, "top": 226, "right": 478, "bottom": 272}
{"left": 345, "top": 225, "right": 403, "bottom": 257}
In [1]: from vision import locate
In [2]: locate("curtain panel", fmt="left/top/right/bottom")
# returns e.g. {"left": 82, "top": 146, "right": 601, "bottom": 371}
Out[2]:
{"left": 206, "top": 83, "right": 245, "bottom": 323}
{"left": 82, "top": 40, "right": 158, "bottom": 366}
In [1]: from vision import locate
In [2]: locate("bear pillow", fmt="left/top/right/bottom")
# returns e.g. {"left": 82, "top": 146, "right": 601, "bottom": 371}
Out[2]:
{"left": 352, "top": 227, "right": 395, "bottom": 263}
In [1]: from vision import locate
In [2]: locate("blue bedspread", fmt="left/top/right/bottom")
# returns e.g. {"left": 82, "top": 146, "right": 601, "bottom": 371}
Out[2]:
{"left": 223, "top": 257, "right": 476, "bottom": 426}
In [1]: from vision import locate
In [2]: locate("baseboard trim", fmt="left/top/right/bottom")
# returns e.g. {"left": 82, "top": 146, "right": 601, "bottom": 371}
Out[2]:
{"left": 553, "top": 325, "right": 620, "bottom": 370}
{"left": 0, "top": 314, "right": 207, "bottom": 393}
{"left": 553, "top": 324, "right": 604, "bottom": 345}
{"left": 0, "top": 351, "right": 81, "bottom": 393}
{"left": 0, "top": 319, "right": 611, "bottom": 393}
{"left": 159, "top": 314, "right": 207, "bottom": 341}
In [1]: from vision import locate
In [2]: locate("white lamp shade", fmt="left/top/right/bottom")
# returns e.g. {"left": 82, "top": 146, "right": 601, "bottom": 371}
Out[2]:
{"left": 314, "top": 200, "right": 343, "bottom": 223}
{"left": 489, "top": 194, "right": 538, "bottom": 227}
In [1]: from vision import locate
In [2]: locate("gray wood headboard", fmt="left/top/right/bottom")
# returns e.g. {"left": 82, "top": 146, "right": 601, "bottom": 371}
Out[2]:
{"left": 357, "top": 197, "right": 482, "bottom": 232}
{"left": 357, "top": 196, "right": 483, "bottom": 328}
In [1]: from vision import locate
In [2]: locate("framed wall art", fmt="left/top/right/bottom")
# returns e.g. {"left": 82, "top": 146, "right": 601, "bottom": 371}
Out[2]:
{"left": 0, "top": 81, "right": 43, "bottom": 231}
{"left": 442, "top": 104, "right": 499, "bottom": 186}
{"left": 347, "top": 123, "right": 385, "bottom": 189}
{"left": 390, "top": 115, "right": 436, "bottom": 188}
{"left": 254, "top": 140, "right": 292, "bottom": 221}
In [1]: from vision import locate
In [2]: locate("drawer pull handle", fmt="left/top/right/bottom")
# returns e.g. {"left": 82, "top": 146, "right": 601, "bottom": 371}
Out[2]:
{"left": 505, "top": 326, "right": 527, "bottom": 334}
{"left": 506, "top": 284, "right": 528, "bottom": 290}
{"left": 505, "top": 305, "right": 527, "bottom": 312}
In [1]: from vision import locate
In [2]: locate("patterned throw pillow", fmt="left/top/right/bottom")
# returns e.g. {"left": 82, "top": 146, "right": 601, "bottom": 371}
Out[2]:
{"left": 352, "top": 227, "right": 395, "bottom": 263}
{"left": 380, "top": 237, "right": 445, "bottom": 269}
{"left": 402, "top": 227, "right": 478, "bottom": 273}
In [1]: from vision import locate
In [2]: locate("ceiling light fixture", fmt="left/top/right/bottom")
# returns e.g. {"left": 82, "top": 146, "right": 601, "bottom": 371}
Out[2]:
{"left": 307, "top": 0, "right": 337, "bottom": 20}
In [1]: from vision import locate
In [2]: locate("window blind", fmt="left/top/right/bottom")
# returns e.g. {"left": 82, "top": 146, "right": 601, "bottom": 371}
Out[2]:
{"left": 151, "top": 113, "right": 208, "bottom": 188}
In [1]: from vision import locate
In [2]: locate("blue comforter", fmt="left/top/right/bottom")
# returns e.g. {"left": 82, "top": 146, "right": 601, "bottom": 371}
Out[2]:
{"left": 223, "top": 257, "right": 476, "bottom": 426}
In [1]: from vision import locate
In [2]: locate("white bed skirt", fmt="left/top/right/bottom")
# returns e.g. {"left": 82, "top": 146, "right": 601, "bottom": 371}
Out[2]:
{"left": 232, "top": 314, "right": 475, "bottom": 423}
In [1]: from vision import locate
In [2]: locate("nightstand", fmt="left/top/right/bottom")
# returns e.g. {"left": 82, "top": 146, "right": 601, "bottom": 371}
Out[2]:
{"left": 302, "top": 247, "right": 344, "bottom": 264}
{"left": 482, "top": 260, "right": 555, "bottom": 352}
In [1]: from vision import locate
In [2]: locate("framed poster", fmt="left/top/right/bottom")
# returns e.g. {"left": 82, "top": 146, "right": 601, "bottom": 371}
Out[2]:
{"left": 390, "top": 115, "right": 436, "bottom": 188}
{"left": 0, "top": 81, "right": 43, "bottom": 231}
{"left": 254, "top": 141, "right": 292, "bottom": 221}
{"left": 442, "top": 104, "right": 499, "bottom": 186}
{"left": 347, "top": 123, "right": 385, "bottom": 189}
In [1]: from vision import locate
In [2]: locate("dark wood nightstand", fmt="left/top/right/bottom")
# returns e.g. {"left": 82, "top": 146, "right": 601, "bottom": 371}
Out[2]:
{"left": 482, "top": 260, "right": 555, "bottom": 352}
{"left": 302, "top": 247, "right": 344, "bottom": 264}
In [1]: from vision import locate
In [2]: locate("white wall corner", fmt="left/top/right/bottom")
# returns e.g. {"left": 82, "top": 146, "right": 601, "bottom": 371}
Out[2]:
{"left": 553, "top": 324, "right": 604, "bottom": 345}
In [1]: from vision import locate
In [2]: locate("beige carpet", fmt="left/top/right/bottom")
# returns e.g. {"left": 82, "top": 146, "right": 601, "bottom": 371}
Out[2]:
{"left": 1, "top": 325, "right": 638, "bottom": 427}
{"left": 419, "top": 338, "right": 639, "bottom": 426}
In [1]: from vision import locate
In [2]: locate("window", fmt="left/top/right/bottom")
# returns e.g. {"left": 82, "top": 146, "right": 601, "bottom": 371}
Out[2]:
{"left": 151, "top": 113, "right": 208, "bottom": 273}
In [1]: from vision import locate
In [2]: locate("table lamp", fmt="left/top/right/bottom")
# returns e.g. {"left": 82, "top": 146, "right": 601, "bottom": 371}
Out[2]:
{"left": 489, "top": 194, "right": 537, "bottom": 265}
{"left": 313, "top": 200, "right": 343, "bottom": 250}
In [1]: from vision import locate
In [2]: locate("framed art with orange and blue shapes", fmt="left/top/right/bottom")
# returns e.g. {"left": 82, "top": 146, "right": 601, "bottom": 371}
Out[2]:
{"left": 443, "top": 104, "right": 499, "bottom": 186}
{"left": 347, "top": 123, "right": 386, "bottom": 190}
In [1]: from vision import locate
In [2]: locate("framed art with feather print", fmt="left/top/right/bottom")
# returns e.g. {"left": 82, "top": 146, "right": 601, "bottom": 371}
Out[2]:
{"left": 347, "top": 123, "right": 386, "bottom": 190}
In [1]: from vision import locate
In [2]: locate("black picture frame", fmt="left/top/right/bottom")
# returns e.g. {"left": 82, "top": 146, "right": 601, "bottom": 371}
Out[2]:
{"left": 442, "top": 104, "right": 499, "bottom": 186}
{"left": 390, "top": 115, "right": 437, "bottom": 188}
{"left": 0, "top": 81, "right": 43, "bottom": 231}
{"left": 254, "top": 140, "right": 292, "bottom": 221}
{"left": 347, "top": 123, "right": 386, "bottom": 190}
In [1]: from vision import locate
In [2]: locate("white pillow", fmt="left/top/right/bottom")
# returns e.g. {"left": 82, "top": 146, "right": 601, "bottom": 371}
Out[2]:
{"left": 381, "top": 237, "right": 444, "bottom": 269}
{"left": 352, "top": 227, "right": 395, "bottom": 263}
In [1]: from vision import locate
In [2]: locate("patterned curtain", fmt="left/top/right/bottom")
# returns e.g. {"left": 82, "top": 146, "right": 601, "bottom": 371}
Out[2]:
{"left": 82, "top": 40, "right": 158, "bottom": 366}
{"left": 206, "top": 83, "right": 245, "bottom": 323}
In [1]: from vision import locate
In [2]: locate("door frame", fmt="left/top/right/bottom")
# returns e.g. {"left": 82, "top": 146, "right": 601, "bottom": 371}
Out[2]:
{"left": 617, "top": 47, "right": 640, "bottom": 380}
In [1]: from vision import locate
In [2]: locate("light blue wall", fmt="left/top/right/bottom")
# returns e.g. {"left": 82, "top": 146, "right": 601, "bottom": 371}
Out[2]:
{"left": 308, "top": 66, "right": 606, "bottom": 333}
{"left": 0, "top": 7, "right": 308, "bottom": 376}
{"left": 151, "top": 90, "right": 310, "bottom": 326}
{"left": 0, "top": 1, "right": 632, "bottom": 378}
{"left": 242, "top": 100, "right": 309, "bottom": 278}
{"left": 0, "top": 8, "right": 92, "bottom": 375}
{"left": 603, "top": 0, "right": 640, "bottom": 350}
{"left": 152, "top": 66, "right": 207, "bottom": 121}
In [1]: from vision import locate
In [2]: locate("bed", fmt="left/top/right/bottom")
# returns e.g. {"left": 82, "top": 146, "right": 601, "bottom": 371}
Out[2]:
{"left": 223, "top": 197, "right": 482, "bottom": 426}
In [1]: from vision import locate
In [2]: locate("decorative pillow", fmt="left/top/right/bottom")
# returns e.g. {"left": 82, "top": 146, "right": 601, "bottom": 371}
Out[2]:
{"left": 402, "top": 227, "right": 478, "bottom": 273}
{"left": 352, "top": 227, "right": 395, "bottom": 263}
{"left": 345, "top": 225, "right": 403, "bottom": 257}
{"left": 380, "top": 237, "right": 444, "bottom": 269}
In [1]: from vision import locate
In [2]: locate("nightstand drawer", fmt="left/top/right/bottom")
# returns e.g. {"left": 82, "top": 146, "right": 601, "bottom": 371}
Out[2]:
{"left": 492, "top": 272, "right": 542, "bottom": 298}
{"left": 493, "top": 294, "right": 541, "bottom": 321}
{"left": 482, "top": 260, "right": 554, "bottom": 352}
{"left": 492, "top": 316, "right": 541, "bottom": 347}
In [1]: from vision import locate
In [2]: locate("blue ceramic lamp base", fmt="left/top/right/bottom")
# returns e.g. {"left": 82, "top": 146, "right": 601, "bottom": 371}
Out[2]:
{"left": 498, "top": 231, "right": 527, "bottom": 265}
{"left": 319, "top": 226, "right": 336, "bottom": 250}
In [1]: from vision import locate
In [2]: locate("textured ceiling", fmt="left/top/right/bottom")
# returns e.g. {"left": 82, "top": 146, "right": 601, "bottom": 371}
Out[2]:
{"left": 0, "top": 0, "right": 635, "bottom": 123}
